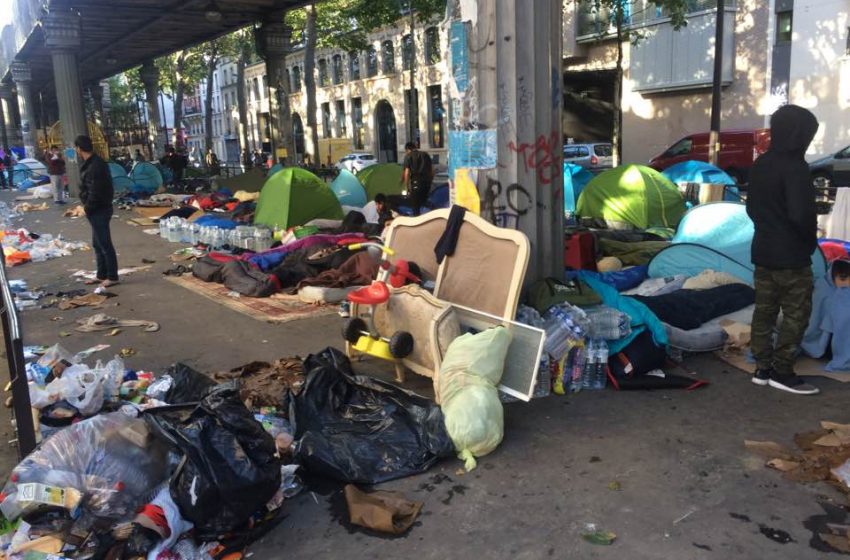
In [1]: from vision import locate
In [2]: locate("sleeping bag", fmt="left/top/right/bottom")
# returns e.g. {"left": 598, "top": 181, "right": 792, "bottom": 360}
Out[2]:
{"left": 438, "top": 327, "right": 512, "bottom": 471}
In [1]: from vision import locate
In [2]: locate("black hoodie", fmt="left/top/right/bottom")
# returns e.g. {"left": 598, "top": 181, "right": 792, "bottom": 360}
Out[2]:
{"left": 746, "top": 104, "right": 819, "bottom": 270}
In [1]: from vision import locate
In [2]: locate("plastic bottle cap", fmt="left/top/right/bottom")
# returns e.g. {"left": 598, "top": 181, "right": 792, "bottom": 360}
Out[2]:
{"left": 114, "top": 481, "right": 125, "bottom": 491}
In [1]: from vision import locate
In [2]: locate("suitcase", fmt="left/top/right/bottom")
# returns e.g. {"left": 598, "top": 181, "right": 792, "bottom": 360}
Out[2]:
{"left": 564, "top": 231, "right": 597, "bottom": 271}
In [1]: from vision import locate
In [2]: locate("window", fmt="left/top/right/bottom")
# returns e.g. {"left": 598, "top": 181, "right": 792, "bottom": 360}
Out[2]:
{"left": 352, "top": 97, "right": 364, "bottom": 149}
{"left": 321, "top": 102, "right": 332, "bottom": 138}
{"left": 318, "top": 58, "right": 329, "bottom": 87}
{"left": 594, "top": 144, "right": 612, "bottom": 156}
{"left": 366, "top": 46, "right": 378, "bottom": 77}
{"left": 666, "top": 138, "right": 693, "bottom": 157}
{"left": 332, "top": 54, "right": 344, "bottom": 85}
{"left": 252, "top": 77, "right": 260, "bottom": 102}
{"left": 336, "top": 100, "right": 347, "bottom": 137}
{"left": 776, "top": 11, "right": 792, "bottom": 43}
{"left": 402, "top": 34, "right": 413, "bottom": 71}
{"left": 292, "top": 66, "right": 302, "bottom": 92}
{"left": 425, "top": 27, "right": 440, "bottom": 64}
{"left": 349, "top": 51, "right": 361, "bottom": 80}
{"left": 262, "top": 75, "right": 268, "bottom": 96}
{"left": 428, "top": 85, "right": 444, "bottom": 148}
{"left": 404, "top": 88, "right": 419, "bottom": 143}
{"left": 382, "top": 40, "right": 395, "bottom": 74}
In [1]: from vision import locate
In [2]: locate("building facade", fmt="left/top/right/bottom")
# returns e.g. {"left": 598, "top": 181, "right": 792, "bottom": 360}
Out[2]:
{"left": 240, "top": 18, "right": 449, "bottom": 167}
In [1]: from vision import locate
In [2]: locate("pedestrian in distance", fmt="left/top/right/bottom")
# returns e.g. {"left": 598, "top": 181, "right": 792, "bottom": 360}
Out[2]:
{"left": 747, "top": 104, "right": 820, "bottom": 395}
{"left": 401, "top": 141, "right": 435, "bottom": 216}
{"left": 0, "top": 148, "right": 7, "bottom": 190}
{"left": 3, "top": 148, "right": 15, "bottom": 190}
{"left": 46, "top": 144, "right": 66, "bottom": 204}
{"left": 205, "top": 147, "right": 221, "bottom": 176}
{"left": 75, "top": 135, "right": 119, "bottom": 288}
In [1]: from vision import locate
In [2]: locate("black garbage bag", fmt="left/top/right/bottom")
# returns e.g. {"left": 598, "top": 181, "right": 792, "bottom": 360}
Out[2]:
{"left": 162, "top": 362, "right": 217, "bottom": 404}
{"left": 290, "top": 348, "right": 454, "bottom": 485}
{"left": 144, "top": 384, "right": 281, "bottom": 538}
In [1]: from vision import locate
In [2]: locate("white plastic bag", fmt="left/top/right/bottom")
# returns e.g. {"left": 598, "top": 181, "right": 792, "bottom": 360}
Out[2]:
{"left": 438, "top": 327, "right": 512, "bottom": 471}
{"left": 61, "top": 365, "right": 105, "bottom": 416}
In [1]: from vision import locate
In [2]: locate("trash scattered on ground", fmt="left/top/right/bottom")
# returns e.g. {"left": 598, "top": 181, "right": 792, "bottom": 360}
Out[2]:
{"left": 72, "top": 344, "right": 112, "bottom": 362}
{"left": 57, "top": 293, "right": 109, "bottom": 310}
{"left": 62, "top": 205, "right": 86, "bottom": 218}
{"left": 72, "top": 265, "right": 150, "bottom": 282}
{"left": 3, "top": 229, "right": 89, "bottom": 266}
{"left": 582, "top": 529, "right": 617, "bottom": 545}
{"left": 75, "top": 313, "right": 160, "bottom": 333}
{"left": 59, "top": 331, "right": 72, "bottom": 337}
{"left": 171, "top": 247, "right": 205, "bottom": 262}
{"left": 13, "top": 202, "right": 49, "bottom": 213}
{"left": 608, "top": 480, "right": 622, "bottom": 491}
{"left": 213, "top": 358, "right": 304, "bottom": 408}
{"left": 344, "top": 484, "right": 423, "bottom": 534}
{"left": 119, "top": 347, "right": 137, "bottom": 358}
{"left": 141, "top": 257, "right": 157, "bottom": 264}
{"left": 106, "top": 328, "right": 122, "bottom": 337}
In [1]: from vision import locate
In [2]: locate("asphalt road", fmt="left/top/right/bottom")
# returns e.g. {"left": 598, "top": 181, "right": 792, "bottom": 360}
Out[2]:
{"left": 2, "top": 192, "right": 849, "bottom": 559}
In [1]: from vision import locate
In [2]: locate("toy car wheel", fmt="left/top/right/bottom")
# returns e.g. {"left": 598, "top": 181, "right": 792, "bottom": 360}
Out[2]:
{"left": 389, "top": 331, "right": 414, "bottom": 359}
{"left": 343, "top": 318, "right": 367, "bottom": 344}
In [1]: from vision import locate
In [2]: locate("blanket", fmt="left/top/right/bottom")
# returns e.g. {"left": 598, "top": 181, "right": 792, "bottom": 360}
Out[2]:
{"left": 802, "top": 262, "right": 850, "bottom": 371}
{"left": 632, "top": 284, "right": 755, "bottom": 331}
{"left": 246, "top": 233, "right": 365, "bottom": 272}
{"left": 296, "top": 252, "right": 379, "bottom": 290}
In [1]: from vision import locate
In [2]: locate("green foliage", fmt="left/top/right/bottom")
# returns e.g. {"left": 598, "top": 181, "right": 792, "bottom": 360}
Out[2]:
{"left": 156, "top": 49, "right": 207, "bottom": 96}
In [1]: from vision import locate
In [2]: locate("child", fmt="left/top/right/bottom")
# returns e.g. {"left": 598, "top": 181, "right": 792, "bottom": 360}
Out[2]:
{"left": 802, "top": 259, "right": 850, "bottom": 371}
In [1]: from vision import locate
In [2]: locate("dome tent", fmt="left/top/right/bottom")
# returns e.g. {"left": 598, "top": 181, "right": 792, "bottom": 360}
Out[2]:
{"left": 254, "top": 167, "right": 344, "bottom": 230}
{"left": 661, "top": 160, "right": 736, "bottom": 186}
{"left": 577, "top": 164, "right": 686, "bottom": 229}
{"left": 13, "top": 158, "right": 48, "bottom": 185}
{"left": 330, "top": 169, "right": 368, "bottom": 207}
{"left": 129, "top": 162, "right": 163, "bottom": 194}
{"left": 647, "top": 202, "right": 827, "bottom": 284}
{"left": 564, "top": 163, "right": 594, "bottom": 216}
{"left": 109, "top": 162, "right": 133, "bottom": 192}
{"left": 356, "top": 163, "right": 404, "bottom": 200}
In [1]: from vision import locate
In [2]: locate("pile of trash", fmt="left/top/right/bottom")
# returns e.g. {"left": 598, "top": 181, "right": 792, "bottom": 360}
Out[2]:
{"left": 3, "top": 343, "right": 477, "bottom": 557}
{"left": 2, "top": 229, "right": 89, "bottom": 267}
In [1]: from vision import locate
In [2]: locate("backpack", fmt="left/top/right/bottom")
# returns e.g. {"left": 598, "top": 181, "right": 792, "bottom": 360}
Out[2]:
{"left": 527, "top": 277, "right": 602, "bottom": 313}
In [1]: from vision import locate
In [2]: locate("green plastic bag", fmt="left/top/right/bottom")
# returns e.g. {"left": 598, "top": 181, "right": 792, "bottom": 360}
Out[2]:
{"left": 438, "top": 327, "right": 512, "bottom": 471}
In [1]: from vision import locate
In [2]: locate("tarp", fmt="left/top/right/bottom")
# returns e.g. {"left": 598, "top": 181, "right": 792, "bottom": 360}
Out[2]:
{"left": 577, "top": 164, "right": 686, "bottom": 229}
{"left": 647, "top": 202, "right": 828, "bottom": 283}
{"left": 216, "top": 167, "right": 267, "bottom": 193}
{"left": 254, "top": 167, "right": 344, "bottom": 229}
{"left": 330, "top": 169, "right": 368, "bottom": 207}
{"left": 13, "top": 159, "right": 48, "bottom": 184}
{"left": 356, "top": 163, "right": 404, "bottom": 200}
{"left": 129, "top": 162, "right": 163, "bottom": 194}
{"left": 564, "top": 163, "right": 594, "bottom": 215}
{"left": 661, "top": 160, "right": 736, "bottom": 186}
{"left": 108, "top": 162, "right": 133, "bottom": 192}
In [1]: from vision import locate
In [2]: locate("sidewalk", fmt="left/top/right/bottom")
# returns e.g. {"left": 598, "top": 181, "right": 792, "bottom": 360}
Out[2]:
{"left": 3, "top": 193, "right": 849, "bottom": 559}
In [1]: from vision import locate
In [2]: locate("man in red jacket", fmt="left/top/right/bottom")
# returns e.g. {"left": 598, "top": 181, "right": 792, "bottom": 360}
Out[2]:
{"left": 46, "top": 145, "right": 67, "bottom": 204}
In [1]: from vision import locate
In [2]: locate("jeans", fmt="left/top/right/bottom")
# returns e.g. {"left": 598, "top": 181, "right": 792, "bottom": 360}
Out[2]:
{"left": 50, "top": 175, "right": 64, "bottom": 202}
{"left": 86, "top": 206, "right": 119, "bottom": 282}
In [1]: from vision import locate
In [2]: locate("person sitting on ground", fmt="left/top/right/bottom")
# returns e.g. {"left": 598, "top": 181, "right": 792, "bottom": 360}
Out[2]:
{"left": 362, "top": 193, "right": 393, "bottom": 227}
{"left": 76, "top": 135, "right": 119, "bottom": 288}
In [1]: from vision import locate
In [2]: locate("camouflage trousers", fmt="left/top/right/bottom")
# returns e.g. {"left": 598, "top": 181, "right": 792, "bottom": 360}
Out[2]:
{"left": 751, "top": 266, "right": 813, "bottom": 375}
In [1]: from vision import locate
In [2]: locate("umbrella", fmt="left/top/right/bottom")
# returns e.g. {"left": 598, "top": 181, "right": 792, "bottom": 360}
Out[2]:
{"left": 108, "top": 162, "right": 133, "bottom": 192}
{"left": 661, "top": 160, "right": 736, "bottom": 186}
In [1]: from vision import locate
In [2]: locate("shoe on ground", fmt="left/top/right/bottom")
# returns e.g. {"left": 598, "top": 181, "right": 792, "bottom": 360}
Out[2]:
{"left": 752, "top": 368, "right": 773, "bottom": 386}
{"left": 768, "top": 373, "right": 820, "bottom": 395}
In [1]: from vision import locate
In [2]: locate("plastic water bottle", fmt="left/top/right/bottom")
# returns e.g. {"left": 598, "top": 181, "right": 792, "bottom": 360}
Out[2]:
{"left": 587, "top": 307, "right": 629, "bottom": 340}
{"left": 594, "top": 340, "right": 609, "bottom": 389}
{"left": 582, "top": 340, "right": 596, "bottom": 390}
{"left": 570, "top": 344, "right": 585, "bottom": 393}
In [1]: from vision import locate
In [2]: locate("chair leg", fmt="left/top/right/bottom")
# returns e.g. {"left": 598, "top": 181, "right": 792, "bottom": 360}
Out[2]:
{"left": 394, "top": 362, "right": 406, "bottom": 384}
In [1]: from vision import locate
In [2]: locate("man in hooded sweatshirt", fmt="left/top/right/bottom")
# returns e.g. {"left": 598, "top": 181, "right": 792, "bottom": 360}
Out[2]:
{"left": 747, "top": 104, "right": 820, "bottom": 395}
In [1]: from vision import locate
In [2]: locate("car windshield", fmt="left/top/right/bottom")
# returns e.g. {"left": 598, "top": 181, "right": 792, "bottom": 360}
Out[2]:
{"left": 594, "top": 145, "right": 613, "bottom": 157}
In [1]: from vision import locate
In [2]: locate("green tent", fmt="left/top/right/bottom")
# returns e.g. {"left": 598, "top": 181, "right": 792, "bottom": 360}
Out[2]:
{"left": 216, "top": 167, "right": 267, "bottom": 193}
{"left": 254, "top": 167, "right": 344, "bottom": 229}
{"left": 576, "top": 164, "right": 686, "bottom": 229}
{"left": 356, "top": 163, "right": 404, "bottom": 200}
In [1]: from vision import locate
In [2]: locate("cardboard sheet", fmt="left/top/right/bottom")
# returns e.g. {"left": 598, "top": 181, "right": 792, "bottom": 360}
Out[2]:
{"left": 716, "top": 350, "right": 850, "bottom": 383}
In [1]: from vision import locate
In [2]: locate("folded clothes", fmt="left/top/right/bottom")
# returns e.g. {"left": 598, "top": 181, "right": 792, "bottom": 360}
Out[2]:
{"left": 632, "top": 284, "right": 755, "bottom": 330}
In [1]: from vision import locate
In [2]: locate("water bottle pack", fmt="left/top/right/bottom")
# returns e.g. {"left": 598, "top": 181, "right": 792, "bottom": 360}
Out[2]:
{"left": 585, "top": 306, "right": 631, "bottom": 341}
{"left": 158, "top": 217, "right": 272, "bottom": 252}
{"left": 542, "top": 303, "right": 590, "bottom": 360}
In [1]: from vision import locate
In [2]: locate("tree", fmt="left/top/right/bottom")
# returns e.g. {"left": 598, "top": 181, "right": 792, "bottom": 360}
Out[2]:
{"left": 584, "top": 0, "right": 689, "bottom": 166}
{"left": 199, "top": 34, "right": 240, "bottom": 156}
{"left": 156, "top": 49, "right": 206, "bottom": 148}
{"left": 233, "top": 28, "right": 256, "bottom": 165}
{"left": 286, "top": 0, "right": 446, "bottom": 162}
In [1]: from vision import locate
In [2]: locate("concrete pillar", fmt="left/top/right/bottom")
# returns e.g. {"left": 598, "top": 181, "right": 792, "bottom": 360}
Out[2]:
{"left": 448, "top": 0, "right": 564, "bottom": 282}
{"left": 0, "top": 86, "right": 19, "bottom": 148}
{"left": 0, "top": 91, "right": 7, "bottom": 150}
{"left": 139, "top": 61, "right": 164, "bottom": 159}
{"left": 10, "top": 62, "right": 37, "bottom": 158}
{"left": 255, "top": 18, "right": 295, "bottom": 165}
{"left": 43, "top": 11, "right": 89, "bottom": 197}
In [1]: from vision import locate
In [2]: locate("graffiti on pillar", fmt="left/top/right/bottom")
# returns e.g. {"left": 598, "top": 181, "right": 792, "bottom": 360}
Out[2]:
{"left": 507, "top": 131, "right": 560, "bottom": 185}
{"left": 481, "top": 177, "right": 533, "bottom": 230}
{"left": 516, "top": 76, "right": 532, "bottom": 125}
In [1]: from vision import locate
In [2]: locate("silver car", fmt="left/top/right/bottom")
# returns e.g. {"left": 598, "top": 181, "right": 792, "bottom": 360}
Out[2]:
{"left": 563, "top": 143, "right": 613, "bottom": 170}
{"left": 336, "top": 153, "right": 377, "bottom": 173}
{"left": 809, "top": 145, "right": 850, "bottom": 189}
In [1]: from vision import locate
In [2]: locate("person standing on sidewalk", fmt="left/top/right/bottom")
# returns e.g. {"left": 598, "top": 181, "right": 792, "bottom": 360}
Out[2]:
{"left": 46, "top": 145, "right": 66, "bottom": 204}
{"left": 747, "top": 105, "right": 820, "bottom": 395}
{"left": 3, "top": 148, "right": 15, "bottom": 190}
{"left": 75, "top": 135, "right": 119, "bottom": 288}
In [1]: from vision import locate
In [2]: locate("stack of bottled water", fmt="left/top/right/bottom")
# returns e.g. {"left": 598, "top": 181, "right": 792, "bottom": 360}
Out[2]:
{"left": 158, "top": 217, "right": 272, "bottom": 252}
{"left": 581, "top": 339, "right": 609, "bottom": 390}
{"left": 585, "top": 306, "right": 631, "bottom": 340}
{"left": 542, "top": 303, "right": 589, "bottom": 359}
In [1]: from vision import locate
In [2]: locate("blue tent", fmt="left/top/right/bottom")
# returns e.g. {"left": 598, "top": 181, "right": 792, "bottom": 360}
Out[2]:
{"left": 269, "top": 163, "right": 284, "bottom": 177}
{"left": 564, "top": 163, "right": 594, "bottom": 215}
{"left": 648, "top": 202, "right": 827, "bottom": 284}
{"left": 662, "top": 160, "right": 736, "bottom": 186}
{"left": 129, "top": 162, "right": 163, "bottom": 194}
{"left": 330, "top": 169, "right": 367, "bottom": 207}
{"left": 109, "top": 162, "right": 133, "bottom": 192}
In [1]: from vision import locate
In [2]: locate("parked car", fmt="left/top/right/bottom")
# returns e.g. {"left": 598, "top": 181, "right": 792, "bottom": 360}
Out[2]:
{"left": 336, "top": 153, "right": 377, "bottom": 173}
{"left": 648, "top": 129, "right": 771, "bottom": 185}
{"left": 563, "top": 143, "right": 613, "bottom": 170}
{"left": 809, "top": 145, "right": 850, "bottom": 189}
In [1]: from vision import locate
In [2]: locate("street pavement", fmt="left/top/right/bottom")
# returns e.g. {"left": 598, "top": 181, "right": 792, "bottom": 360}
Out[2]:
{"left": 2, "top": 192, "right": 849, "bottom": 559}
